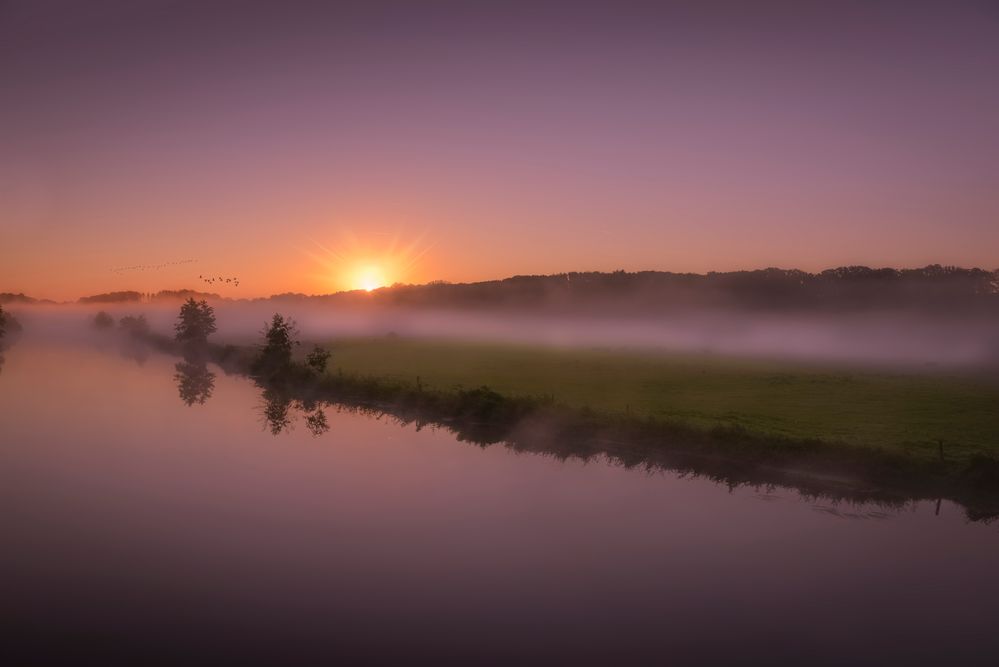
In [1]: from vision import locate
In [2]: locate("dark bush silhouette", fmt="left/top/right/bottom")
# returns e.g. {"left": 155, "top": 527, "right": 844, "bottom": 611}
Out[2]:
{"left": 305, "top": 345, "right": 332, "bottom": 375}
{"left": 174, "top": 298, "right": 217, "bottom": 345}
{"left": 0, "top": 307, "right": 23, "bottom": 348}
{"left": 119, "top": 314, "right": 150, "bottom": 337}
{"left": 93, "top": 311, "right": 114, "bottom": 330}
{"left": 253, "top": 314, "right": 299, "bottom": 376}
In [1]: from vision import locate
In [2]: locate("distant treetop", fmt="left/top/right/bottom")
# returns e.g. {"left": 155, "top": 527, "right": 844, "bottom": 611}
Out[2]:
{"left": 79, "top": 291, "right": 144, "bottom": 304}
{"left": 0, "top": 293, "right": 43, "bottom": 305}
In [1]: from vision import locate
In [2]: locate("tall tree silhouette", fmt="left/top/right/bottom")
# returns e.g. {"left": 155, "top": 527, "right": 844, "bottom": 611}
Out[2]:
{"left": 253, "top": 313, "right": 298, "bottom": 376}
{"left": 174, "top": 298, "right": 217, "bottom": 346}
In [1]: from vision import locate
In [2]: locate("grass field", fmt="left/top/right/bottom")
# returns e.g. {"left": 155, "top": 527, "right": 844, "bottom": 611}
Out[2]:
{"left": 316, "top": 336, "right": 999, "bottom": 463}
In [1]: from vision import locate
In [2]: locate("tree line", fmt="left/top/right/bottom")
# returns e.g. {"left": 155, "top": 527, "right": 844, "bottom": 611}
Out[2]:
{"left": 257, "top": 264, "right": 999, "bottom": 314}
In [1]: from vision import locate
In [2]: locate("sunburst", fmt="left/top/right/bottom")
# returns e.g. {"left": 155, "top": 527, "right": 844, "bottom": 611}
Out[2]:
{"left": 301, "top": 229, "right": 434, "bottom": 293}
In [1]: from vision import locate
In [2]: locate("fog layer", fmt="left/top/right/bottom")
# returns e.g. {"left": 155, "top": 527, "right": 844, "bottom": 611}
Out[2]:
{"left": 7, "top": 300, "right": 998, "bottom": 369}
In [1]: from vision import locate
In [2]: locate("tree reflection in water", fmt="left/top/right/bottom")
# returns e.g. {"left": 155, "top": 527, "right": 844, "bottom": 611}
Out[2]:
{"left": 155, "top": 337, "right": 999, "bottom": 522}
{"left": 119, "top": 338, "right": 150, "bottom": 366}
{"left": 260, "top": 386, "right": 293, "bottom": 435}
{"left": 174, "top": 360, "right": 216, "bottom": 406}
{"left": 304, "top": 408, "right": 330, "bottom": 436}
{"left": 258, "top": 388, "right": 330, "bottom": 436}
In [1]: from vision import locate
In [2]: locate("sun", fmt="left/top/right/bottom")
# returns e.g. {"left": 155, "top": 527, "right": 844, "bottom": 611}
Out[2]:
{"left": 356, "top": 265, "right": 387, "bottom": 292}
{"left": 302, "top": 229, "right": 434, "bottom": 293}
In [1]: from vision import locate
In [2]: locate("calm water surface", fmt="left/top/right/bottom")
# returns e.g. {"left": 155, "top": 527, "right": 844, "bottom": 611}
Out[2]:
{"left": 1, "top": 340, "right": 997, "bottom": 665}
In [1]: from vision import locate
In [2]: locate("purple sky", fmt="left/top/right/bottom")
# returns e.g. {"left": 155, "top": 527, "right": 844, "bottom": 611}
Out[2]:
{"left": 2, "top": 0, "right": 998, "bottom": 299}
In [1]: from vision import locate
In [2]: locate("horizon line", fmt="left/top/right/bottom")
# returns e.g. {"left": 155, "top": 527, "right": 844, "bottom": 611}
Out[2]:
{"left": 4, "top": 262, "right": 998, "bottom": 304}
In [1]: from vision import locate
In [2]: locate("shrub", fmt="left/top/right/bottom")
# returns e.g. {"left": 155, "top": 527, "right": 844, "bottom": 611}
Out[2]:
{"left": 305, "top": 345, "right": 332, "bottom": 374}
{"left": 93, "top": 311, "right": 114, "bottom": 330}
{"left": 119, "top": 314, "right": 150, "bottom": 337}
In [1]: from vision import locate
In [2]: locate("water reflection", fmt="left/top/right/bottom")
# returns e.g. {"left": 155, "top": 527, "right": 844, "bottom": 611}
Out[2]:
{"left": 148, "top": 338, "right": 999, "bottom": 522}
{"left": 118, "top": 336, "right": 151, "bottom": 366}
{"left": 298, "top": 396, "right": 330, "bottom": 436}
{"left": 243, "top": 381, "right": 998, "bottom": 522}
{"left": 0, "top": 324, "right": 15, "bottom": 376}
{"left": 304, "top": 406, "right": 330, "bottom": 436}
{"left": 260, "top": 386, "right": 293, "bottom": 434}
{"left": 174, "top": 361, "right": 215, "bottom": 406}
{"left": 258, "top": 387, "right": 329, "bottom": 436}
{"left": 4, "top": 339, "right": 999, "bottom": 665}
{"left": 174, "top": 345, "right": 216, "bottom": 407}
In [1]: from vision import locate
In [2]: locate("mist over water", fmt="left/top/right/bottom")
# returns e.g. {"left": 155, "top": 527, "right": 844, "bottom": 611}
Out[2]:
{"left": 7, "top": 299, "right": 999, "bottom": 368}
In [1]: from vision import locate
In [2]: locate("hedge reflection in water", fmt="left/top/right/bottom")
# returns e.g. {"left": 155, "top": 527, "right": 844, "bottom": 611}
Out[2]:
{"left": 173, "top": 354, "right": 328, "bottom": 436}
{"left": 159, "top": 340, "right": 997, "bottom": 524}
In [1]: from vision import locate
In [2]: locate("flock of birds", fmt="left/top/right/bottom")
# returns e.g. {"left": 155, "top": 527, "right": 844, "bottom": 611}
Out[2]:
{"left": 107, "top": 258, "right": 241, "bottom": 289}
{"left": 109, "top": 258, "right": 197, "bottom": 275}
{"left": 200, "top": 275, "right": 240, "bottom": 287}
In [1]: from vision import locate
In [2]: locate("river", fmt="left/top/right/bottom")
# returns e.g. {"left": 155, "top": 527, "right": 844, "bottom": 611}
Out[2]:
{"left": 1, "top": 339, "right": 996, "bottom": 665}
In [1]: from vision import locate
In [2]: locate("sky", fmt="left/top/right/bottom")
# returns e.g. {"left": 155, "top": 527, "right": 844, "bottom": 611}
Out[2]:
{"left": 2, "top": 0, "right": 998, "bottom": 300}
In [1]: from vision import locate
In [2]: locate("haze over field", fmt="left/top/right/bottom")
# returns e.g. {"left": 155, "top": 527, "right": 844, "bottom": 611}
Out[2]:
{"left": 5, "top": 265, "right": 999, "bottom": 367}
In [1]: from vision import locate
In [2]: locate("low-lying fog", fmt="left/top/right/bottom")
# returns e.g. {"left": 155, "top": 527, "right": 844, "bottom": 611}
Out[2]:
{"left": 7, "top": 300, "right": 999, "bottom": 370}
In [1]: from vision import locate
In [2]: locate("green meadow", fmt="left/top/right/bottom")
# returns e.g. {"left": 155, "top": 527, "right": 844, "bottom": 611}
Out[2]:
{"left": 317, "top": 337, "right": 999, "bottom": 463}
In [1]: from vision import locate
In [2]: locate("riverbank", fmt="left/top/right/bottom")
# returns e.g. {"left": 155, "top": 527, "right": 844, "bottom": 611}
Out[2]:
{"left": 318, "top": 338, "right": 999, "bottom": 460}
{"left": 142, "top": 332, "right": 998, "bottom": 518}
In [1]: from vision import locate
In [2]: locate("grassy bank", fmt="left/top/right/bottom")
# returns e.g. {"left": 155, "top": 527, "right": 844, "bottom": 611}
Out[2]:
{"left": 316, "top": 337, "right": 999, "bottom": 465}
{"left": 136, "top": 331, "right": 999, "bottom": 518}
